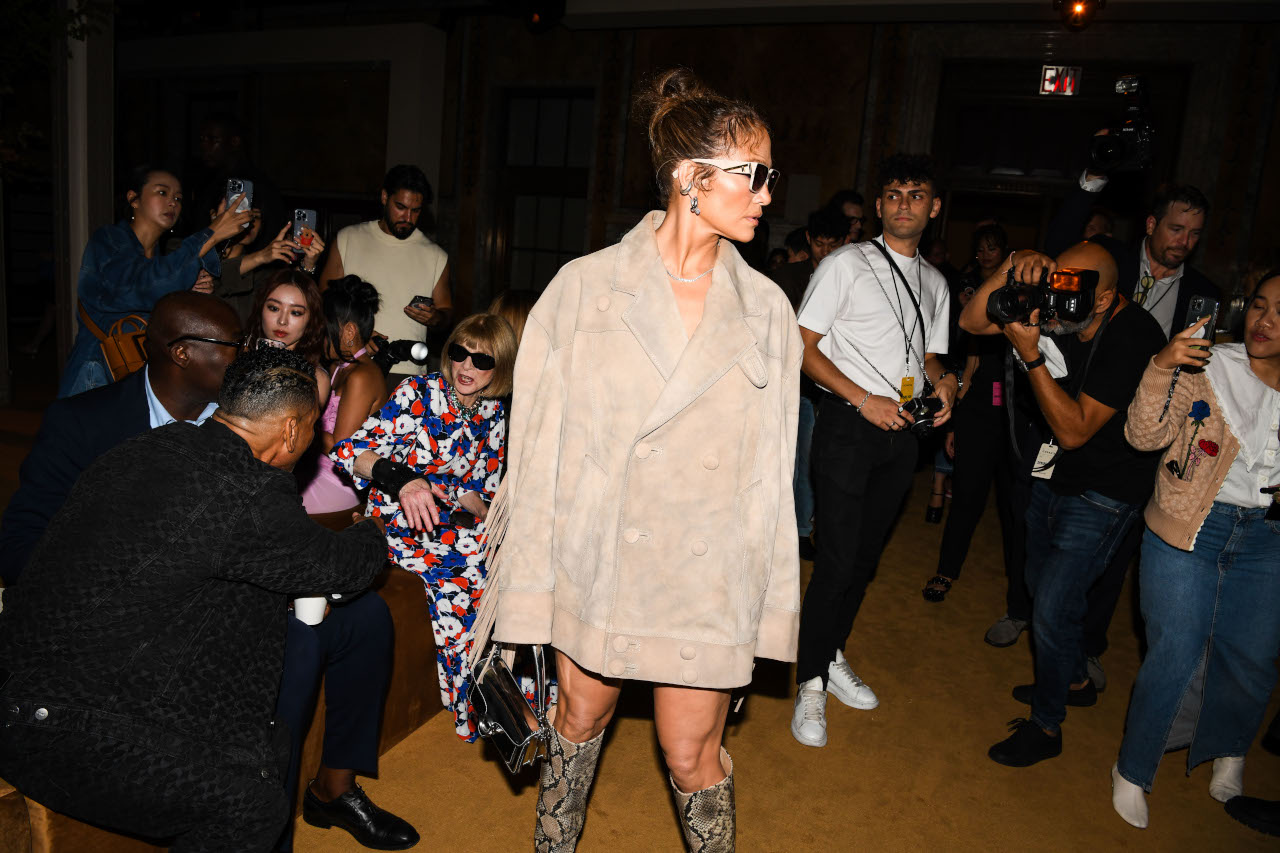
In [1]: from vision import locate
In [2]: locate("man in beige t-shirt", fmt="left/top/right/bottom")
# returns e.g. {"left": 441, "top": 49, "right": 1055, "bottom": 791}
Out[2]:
{"left": 320, "top": 165, "right": 451, "bottom": 344}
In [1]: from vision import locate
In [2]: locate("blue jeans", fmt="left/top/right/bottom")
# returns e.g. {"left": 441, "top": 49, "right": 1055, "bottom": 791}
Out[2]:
{"left": 1116, "top": 506, "right": 1280, "bottom": 791}
{"left": 1024, "top": 481, "right": 1141, "bottom": 733}
{"left": 794, "top": 395, "right": 816, "bottom": 537}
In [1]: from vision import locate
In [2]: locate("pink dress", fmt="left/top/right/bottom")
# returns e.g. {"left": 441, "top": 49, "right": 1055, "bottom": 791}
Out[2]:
{"left": 299, "top": 352, "right": 368, "bottom": 513}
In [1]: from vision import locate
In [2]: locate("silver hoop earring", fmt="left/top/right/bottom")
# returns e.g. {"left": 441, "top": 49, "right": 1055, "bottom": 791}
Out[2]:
{"left": 690, "top": 194, "right": 700, "bottom": 216}
{"left": 679, "top": 180, "right": 694, "bottom": 197}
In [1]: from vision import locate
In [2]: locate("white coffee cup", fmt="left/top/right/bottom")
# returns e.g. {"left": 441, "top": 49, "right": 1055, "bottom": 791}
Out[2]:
{"left": 292, "top": 596, "right": 327, "bottom": 626}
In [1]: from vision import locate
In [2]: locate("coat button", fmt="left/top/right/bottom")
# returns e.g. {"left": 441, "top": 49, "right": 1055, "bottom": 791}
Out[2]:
{"left": 623, "top": 528, "right": 640, "bottom": 543}
{"left": 682, "top": 667, "right": 698, "bottom": 684}
{"left": 609, "top": 659, "right": 626, "bottom": 676}
{"left": 34, "top": 707, "right": 48, "bottom": 721}
{"left": 702, "top": 454, "right": 719, "bottom": 470}
{"left": 597, "top": 296, "right": 611, "bottom": 311}
{"left": 612, "top": 635, "right": 630, "bottom": 653}
{"left": 690, "top": 540, "right": 708, "bottom": 556}
{"left": 635, "top": 443, "right": 652, "bottom": 459}
{"left": 680, "top": 645, "right": 697, "bottom": 660}
{"left": 261, "top": 769, "right": 270, "bottom": 779}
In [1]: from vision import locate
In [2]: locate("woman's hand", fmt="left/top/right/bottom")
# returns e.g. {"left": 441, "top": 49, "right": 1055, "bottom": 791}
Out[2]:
{"left": 399, "top": 478, "right": 449, "bottom": 532}
{"left": 298, "top": 227, "right": 326, "bottom": 272}
{"left": 945, "top": 430, "right": 956, "bottom": 460}
{"left": 1154, "top": 315, "right": 1213, "bottom": 370}
{"left": 457, "top": 489, "right": 489, "bottom": 522}
{"left": 208, "top": 195, "right": 256, "bottom": 244}
{"left": 243, "top": 223, "right": 301, "bottom": 273}
{"left": 191, "top": 269, "right": 215, "bottom": 294}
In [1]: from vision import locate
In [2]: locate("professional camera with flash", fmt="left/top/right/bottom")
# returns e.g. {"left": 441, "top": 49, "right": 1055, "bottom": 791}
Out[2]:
{"left": 1089, "top": 75, "right": 1154, "bottom": 174}
{"left": 987, "top": 267, "right": 1100, "bottom": 326}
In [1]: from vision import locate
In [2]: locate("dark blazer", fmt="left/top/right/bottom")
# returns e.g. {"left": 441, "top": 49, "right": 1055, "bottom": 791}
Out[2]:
{"left": 0, "top": 420, "right": 386, "bottom": 748}
{"left": 0, "top": 370, "right": 150, "bottom": 584}
{"left": 1045, "top": 186, "right": 1219, "bottom": 336}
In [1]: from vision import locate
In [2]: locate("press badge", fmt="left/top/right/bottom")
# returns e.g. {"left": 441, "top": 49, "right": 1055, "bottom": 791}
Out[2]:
{"left": 1031, "top": 441, "right": 1059, "bottom": 480}
{"left": 899, "top": 376, "right": 914, "bottom": 404}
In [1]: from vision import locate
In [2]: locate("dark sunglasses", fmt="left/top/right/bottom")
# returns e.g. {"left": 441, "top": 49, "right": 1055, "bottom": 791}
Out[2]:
{"left": 166, "top": 334, "right": 243, "bottom": 349}
{"left": 690, "top": 158, "right": 780, "bottom": 194}
{"left": 448, "top": 343, "right": 496, "bottom": 370}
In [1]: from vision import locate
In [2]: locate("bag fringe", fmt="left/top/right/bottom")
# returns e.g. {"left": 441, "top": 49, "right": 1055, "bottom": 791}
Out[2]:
{"left": 469, "top": 477, "right": 513, "bottom": 670}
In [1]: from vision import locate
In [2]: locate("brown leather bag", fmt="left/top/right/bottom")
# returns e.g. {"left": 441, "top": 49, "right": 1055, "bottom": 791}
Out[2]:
{"left": 77, "top": 301, "right": 148, "bottom": 381}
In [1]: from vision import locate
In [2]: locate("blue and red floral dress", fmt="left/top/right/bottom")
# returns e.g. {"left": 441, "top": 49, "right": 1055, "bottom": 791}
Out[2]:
{"left": 332, "top": 372, "right": 504, "bottom": 740}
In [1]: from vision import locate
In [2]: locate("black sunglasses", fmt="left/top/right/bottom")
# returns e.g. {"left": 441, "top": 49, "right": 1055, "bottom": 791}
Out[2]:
{"left": 448, "top": 343, "right": 496, "bottom": 371}
{"left": 167, "top": 334, "right": 243, "bottom": 349}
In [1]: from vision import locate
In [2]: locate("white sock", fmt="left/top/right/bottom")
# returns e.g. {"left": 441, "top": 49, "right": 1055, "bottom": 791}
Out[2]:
{"left": 1209, "top": 756, "right": 1245, "bottom": 803}
{"left": 1111, "top": 763, "right": 1148, "bottom": 829}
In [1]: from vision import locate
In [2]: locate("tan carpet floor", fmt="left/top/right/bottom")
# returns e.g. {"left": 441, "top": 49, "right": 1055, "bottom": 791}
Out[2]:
{"left": 294, "top": 470, "right": 1280, "bottom": 853}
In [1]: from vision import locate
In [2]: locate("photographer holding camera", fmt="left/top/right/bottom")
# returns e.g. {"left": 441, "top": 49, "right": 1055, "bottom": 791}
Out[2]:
{"left": 961, "top": 241, "right": 1166, "bottom": 767}
{"left": 790, "top": 155, "right": 958, "bottom": 748}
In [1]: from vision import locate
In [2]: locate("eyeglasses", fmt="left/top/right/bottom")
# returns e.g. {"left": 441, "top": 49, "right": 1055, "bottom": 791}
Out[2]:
{"left": 448, "top": 343, "right": 496, "bottom": 371}
{"left": 1133, "top": 275, "right": 1155, "bottom": 306}
{"left": 166, "top": 334, "right": 243, "bottom": 349}
{"left": 689, "top": 159, "right": 780, "bottom": 194}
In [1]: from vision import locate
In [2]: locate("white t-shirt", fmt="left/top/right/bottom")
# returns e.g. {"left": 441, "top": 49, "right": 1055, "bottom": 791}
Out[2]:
{"left": 335, "top": 220, "right": 449, "bottom": 343}
{"left": 796, "top": 237, "right": 951, "bottom": 401}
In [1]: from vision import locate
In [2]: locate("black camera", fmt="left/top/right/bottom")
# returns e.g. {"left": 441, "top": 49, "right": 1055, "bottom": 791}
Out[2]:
{"left": 987, "top": 267, "right": 1100, "bottom": 326}
{"left": 902, "top": 396, "right": 944, "bottom": 437}
{"left": 1088, "top": 75, "right": 1154, "bottom": 174}
{"left": 370, "top": 336, "right": 430, "bottom": 377}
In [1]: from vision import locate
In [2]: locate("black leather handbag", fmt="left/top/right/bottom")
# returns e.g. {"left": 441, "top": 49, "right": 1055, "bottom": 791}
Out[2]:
{"left": 469, "top": 643, "right": 553, "bottom": 774}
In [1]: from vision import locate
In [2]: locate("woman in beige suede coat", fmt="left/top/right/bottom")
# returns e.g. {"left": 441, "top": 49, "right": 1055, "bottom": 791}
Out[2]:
{"left": 488, "top": 69, "right": 800, "bottom": 853}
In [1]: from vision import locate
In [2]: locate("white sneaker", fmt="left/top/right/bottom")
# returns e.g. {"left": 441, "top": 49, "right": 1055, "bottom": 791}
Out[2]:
{"left": 791, "top": 677, "right": 828, "bottom": 748}
{"left": 1209, "top": 756, "right": 1245, "bottom": 803}
{"left": 827, "top": 650, "right": 879, "bottom": 710}
{"left": 1111, "top": 763, "right": 1149, "bottom": 829}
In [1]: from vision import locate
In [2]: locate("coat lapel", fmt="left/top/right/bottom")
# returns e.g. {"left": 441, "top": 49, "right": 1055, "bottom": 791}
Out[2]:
{"left": 618, "top": 214, "right": 764, "bottom": 438}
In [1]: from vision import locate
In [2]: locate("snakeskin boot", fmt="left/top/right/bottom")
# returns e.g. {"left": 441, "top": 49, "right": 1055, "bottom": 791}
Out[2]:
{"left": 535, "top": 728, "right": 605, "bottom": 852}
{"left": 671, "top": 748, "right": 735, "bottom": 852}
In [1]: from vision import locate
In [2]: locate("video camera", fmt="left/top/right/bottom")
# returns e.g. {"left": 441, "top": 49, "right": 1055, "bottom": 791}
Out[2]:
{"left": 1088, "top": 75, "right": 1154, "bottom": 174}
{"left": 370, "top": 337, "right": 430, "bottom": 378}
{"left": 987, "top": 267, "right": 1100, "bottom": 326}
{"left": 901, "top": 396, "right": 944, "bottom": 438}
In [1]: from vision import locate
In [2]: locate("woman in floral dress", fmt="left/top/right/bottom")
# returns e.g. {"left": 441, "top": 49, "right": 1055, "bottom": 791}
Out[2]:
{"left": 332, "top": 313, "right": 516, "bottom": 739}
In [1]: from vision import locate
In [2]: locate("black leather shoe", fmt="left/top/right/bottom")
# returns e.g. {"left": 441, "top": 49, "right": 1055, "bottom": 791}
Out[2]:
{"left": 303, "top": 782, "right": 420, "bottom": 850}
{"left": 1226, "top": 796, "right": 1280, "bottom": 837}
{"left": 924, "top": 504, "right": 944, "bottom": 524}
{"left": 988, "top": 718, "right": 1061, "bottom": 767}
{"left": 1011, "top": 680, "right": 1097, "bottom": 707}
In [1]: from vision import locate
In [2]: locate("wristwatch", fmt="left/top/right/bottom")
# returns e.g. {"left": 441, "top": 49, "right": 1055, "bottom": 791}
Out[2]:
{"left": 938, "top": 370, "right": 964, "bottom": 394}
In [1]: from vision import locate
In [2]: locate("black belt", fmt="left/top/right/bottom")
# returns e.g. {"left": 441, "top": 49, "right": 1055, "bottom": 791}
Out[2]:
{"left": 817, "top": 388, "right": 853, "bottom": 407}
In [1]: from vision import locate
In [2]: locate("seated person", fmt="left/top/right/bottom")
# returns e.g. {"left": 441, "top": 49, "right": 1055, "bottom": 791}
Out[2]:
{"left": 0, "top": 346, "right": 386, "bottom": 852}
{"left": 0, "top": 292, "right": 418, "bottom": 851}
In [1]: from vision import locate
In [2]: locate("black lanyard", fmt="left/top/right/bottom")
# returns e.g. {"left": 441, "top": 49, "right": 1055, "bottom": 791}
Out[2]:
{"left": 868, "top": 239, "right": 933, "bottom": 394}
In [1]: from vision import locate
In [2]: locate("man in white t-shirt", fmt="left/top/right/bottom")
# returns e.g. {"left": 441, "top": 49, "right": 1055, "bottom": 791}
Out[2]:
{"left": 790, "top": 155, "right": 959, "bottom": 748}
{"left": 320, "top": 165, "right": 452, "bottom": 351}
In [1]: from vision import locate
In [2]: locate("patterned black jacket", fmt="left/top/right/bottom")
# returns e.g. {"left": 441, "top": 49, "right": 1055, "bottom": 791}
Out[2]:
{"left": 0, "top": 418, "right": 386, "bottom": 750}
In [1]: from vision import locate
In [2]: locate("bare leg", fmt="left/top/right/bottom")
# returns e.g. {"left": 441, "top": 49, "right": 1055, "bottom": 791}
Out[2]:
{"left": 653, "top": 685, "right": 731, "bottom": 792}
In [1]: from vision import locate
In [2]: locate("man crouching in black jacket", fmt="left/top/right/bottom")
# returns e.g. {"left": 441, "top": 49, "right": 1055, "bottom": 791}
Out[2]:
{"left": 0, "top": 346, "right": 386, "bottom": 852}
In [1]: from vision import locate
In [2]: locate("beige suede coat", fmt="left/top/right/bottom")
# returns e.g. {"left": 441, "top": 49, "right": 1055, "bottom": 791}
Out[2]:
{"left": 490, "top": 212, "right": 803, "bottom": 689}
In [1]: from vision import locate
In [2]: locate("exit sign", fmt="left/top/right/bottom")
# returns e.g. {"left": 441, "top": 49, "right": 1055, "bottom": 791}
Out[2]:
{"left": 1040, "top": 65, "right": 1081, "bottom": 96}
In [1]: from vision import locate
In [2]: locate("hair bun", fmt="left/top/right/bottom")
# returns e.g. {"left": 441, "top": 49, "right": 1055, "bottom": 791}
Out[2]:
{"left": 654, "top": 67, "right": 707, "bottom": 103}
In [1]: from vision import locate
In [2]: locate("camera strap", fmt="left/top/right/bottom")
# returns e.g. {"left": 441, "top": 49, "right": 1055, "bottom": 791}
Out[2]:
{"left": 865, "top": 239, "right": 934, "bottom": 396}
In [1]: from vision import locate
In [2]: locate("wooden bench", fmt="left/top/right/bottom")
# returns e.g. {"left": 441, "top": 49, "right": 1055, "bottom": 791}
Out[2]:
{"left": 0, "top": 564, "right": 440, "bottom": 853}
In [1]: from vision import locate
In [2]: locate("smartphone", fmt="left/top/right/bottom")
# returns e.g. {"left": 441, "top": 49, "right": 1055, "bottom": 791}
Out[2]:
{"left": 225, "top": 178, "right": 254, "bottom": 229}
{"left": 1184, "top": 295, "right": 1219, "bottom": 344}
{"left": 255, "top": 337, "right": 286, "bottom": 350}
{"left": 293, "top": 208, "right": 317, "bottom": 246}
{"left": 409, "top": 294, "right": 434, "bottom": 309}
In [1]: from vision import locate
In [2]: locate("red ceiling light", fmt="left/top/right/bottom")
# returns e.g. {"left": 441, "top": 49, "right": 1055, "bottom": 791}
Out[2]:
{"left": 1054, "top": 0, "right": 1106, "bottom": 31}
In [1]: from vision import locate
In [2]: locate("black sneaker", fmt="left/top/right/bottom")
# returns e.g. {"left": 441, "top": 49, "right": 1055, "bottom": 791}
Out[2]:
{"left": 1225, "top": 796, "right": 1280, "bottom": 837}
{"left": 1011, "top": 680, "right": 1097, "bottom": 707}
{"left": 988, "top": 718, "right": 1062, "bottom": 767}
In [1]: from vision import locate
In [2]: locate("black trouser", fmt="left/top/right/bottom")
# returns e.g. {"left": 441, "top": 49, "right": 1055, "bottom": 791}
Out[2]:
{"left": 274, "top": 590, "right": 393, "bottom": 851}
{"left": 797, "top": 395, "right": 918, "bottom": 686}
{"left": 0, "top": 700, "right": 289, "bottom": 852}
{"left": 936, "top": 392, "right": 1017, "bottom": 581}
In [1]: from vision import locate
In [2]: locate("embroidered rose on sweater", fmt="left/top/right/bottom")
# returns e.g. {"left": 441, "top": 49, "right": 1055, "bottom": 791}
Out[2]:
{"left": 1189, "top": 400, "right": 1210, "bottom": 422}
{"left": 1170, "top": 401, "right": 1213, "bottom": 481}
{"left": 1198, "top": 439, "right": 1220, "bottom": 457}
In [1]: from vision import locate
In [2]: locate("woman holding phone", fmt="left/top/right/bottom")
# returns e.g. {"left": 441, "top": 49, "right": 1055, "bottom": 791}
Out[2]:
{"left": 60, "top": 165, "right": 252, "bottom": 397}
{"left": 486, "top": 69, "right": 801, "bottom": 852}
{"left": 1110, "top": 271, "right": 1280, "bottom": 829}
